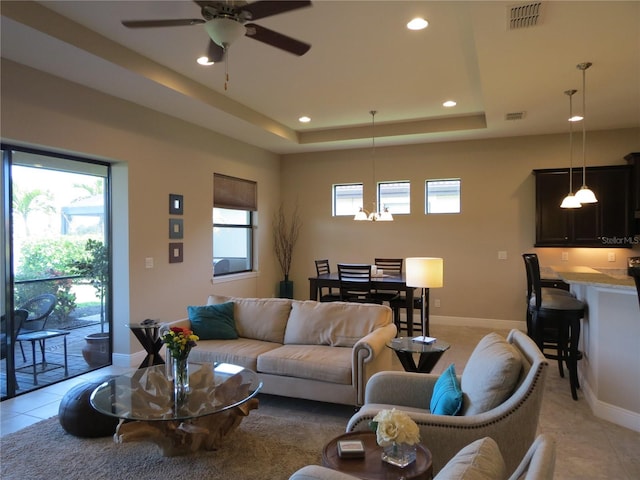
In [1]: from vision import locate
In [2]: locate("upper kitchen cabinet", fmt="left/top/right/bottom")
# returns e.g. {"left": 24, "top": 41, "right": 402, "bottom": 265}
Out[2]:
{"left": 533, "top": 165, "right": 633, "bottom": 247}
{"left": 624, "top": 152, "right": 640, "bottom": 234}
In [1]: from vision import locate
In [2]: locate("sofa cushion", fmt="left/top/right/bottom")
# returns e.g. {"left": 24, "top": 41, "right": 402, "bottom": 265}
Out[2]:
{"left": 188, "top": 303, "right": 237, "bottom": 340}
{"left": 430, "top": 363, "right": 463, "bottom": 415}
{"left": 433, "top": 437, "right": 507, "bottom": 480}
{"left": 257, "top": 345, "right": 352, "bottom": 384}
{"left": 284, "top": 300, "right": 391, "bottom": 347}
{"left": 188, "top": 338, "right": 282, "bottom": 371}
{"left": 207, "top": 295, "right": 292, "bottom": 343}
{"left": 460, "top": 333, "right": 522, "bottom": 415}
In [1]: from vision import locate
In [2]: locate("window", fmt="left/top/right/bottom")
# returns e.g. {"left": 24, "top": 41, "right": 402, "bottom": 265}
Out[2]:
{"left": 426, "top": 179, "right": 461, "bottom": 214}
{"left": 333, "top": 183, "right": 363, "bottom": 216}
{"left": 213, "top": 208, "right": 253, "bottom": 275}
{"left": 379, "top": 181, "right": 410, "bottom": 214}
{"left": 213, "top": 174, "right": 256, "bottom": 276}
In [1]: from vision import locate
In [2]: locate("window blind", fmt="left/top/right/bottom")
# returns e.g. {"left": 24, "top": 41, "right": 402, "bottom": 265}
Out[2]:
{"left": 213, "top": 173, "right": 257, "bottom": 211}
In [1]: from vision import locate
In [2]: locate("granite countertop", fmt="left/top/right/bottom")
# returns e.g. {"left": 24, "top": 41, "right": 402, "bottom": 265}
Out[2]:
{"left": 549, "top": 266, "right": 635, "bottom": 290}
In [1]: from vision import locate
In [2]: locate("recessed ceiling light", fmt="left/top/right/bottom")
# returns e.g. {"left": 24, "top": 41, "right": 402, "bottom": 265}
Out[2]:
{"left": 569, "top": 115, "right": 583, "bottom": 122}
{"left": 197, "top": 56, "right": 214, "bottom": 66}
{"left": 443, "top": 100, "right": 457, "bottom": 107}
{"left": 407, "top": 18, "right": 428, "bottom": 30}
{"left": 298, "top": 116, "right": 311, "bottom": 123}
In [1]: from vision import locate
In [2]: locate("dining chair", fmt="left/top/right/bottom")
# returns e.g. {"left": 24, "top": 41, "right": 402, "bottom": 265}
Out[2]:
{"left": 314, "top": 259, "right": 341, "bottom": 302}
{"left": 371, "top": 258, "right": 404, "bottom": 303}
{"left": 523, "top": 253, "right": 584, "bottom": 400}
{"left": 337, "top": 264, "right": 382, "bottom": 304}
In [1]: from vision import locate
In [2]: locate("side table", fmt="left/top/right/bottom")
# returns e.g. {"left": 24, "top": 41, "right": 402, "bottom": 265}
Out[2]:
{"left": 128, "top": 321, "right": 165, "bottom": 369}
{"left": 322, "top": 431, "right": 432, "bottom": 480}
{"left": 16, "top": 329, "right": 70, "bottom": 385}
{"left": 387, "top": 337, "right": 450, "bottom": 373}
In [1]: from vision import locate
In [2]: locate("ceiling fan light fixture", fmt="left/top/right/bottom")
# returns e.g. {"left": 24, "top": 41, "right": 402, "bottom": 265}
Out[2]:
{"left": 205, "top": 18, "right": 246, "bottom": 48}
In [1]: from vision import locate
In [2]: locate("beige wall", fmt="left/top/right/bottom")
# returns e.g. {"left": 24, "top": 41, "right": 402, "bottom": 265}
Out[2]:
{"left": 281, "top": 128, "right": 640, "bottom": 326}
{"left": 2, "top": 58, "right": 639, "bottom": 349}
{"left": 1, "top": 60, "right": 282, "bottom": 359}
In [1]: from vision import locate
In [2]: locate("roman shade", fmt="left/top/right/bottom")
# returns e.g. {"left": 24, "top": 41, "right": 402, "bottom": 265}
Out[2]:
{"left": 213, "top": 173, "right": 257, "bottom": 211}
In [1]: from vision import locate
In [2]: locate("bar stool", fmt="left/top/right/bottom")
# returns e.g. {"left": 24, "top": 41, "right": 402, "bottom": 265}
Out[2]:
{"left": 523, "top": 254, "right": 585, "bottom": 400}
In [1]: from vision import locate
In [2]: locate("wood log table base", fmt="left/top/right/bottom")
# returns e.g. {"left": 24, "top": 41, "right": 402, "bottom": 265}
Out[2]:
{"left": 114, "top": 397, "right": 259, "bottom": 456}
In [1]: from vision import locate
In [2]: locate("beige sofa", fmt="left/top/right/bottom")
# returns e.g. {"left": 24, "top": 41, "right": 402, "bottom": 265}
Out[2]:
{"left": 166, "top": 295, "right": 397, "bottom": 406}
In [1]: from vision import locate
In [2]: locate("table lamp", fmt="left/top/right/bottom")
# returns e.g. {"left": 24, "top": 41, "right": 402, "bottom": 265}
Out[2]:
{"left": 405, "top": 257, "right": 444, "bottom": 336}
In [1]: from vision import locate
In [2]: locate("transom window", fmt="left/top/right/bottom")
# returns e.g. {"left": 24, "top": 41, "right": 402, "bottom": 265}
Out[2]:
{"left": 333, "top": 183, "right": 363, "bottom": 216}
{"left": 426, "top": 179, "right": 461, "bottom": 214}
{"left": 379, "top": 181, "right": 410, "bottom": 214}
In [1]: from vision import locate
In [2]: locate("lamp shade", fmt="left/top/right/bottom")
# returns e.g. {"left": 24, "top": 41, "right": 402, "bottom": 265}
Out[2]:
{"left": 406, "top": 257, "right": 444, "bottom": 288}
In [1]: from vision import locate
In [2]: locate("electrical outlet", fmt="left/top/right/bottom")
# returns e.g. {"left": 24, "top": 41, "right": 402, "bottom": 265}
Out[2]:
{"left": 434, "top": 299, "right": 441, "bottom": 308}
{"left": 561, "top": 252, "right": 569, "bottom": 261}
{"left": 498, "top": 251, "right": 507, "bottom": 260}
{"left": 608, "top": 252, "right": 616, "bottom": 262}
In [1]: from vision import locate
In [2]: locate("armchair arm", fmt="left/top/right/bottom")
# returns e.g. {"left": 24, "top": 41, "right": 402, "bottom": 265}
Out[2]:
{"left": 364, "top": 370, "right": 439, "bottom": 408}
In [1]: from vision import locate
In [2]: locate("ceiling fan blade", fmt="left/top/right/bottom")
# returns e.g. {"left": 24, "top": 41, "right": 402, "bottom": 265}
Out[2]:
{"left": 241, "top": 1, "right": 311, "bottom": 21}
{"left": 245, "top": 23, "right": 311, "bottom": 56}
{"left": 207, "top": 40, "right": 225, "bottom": 63}
{"left": 122, "top": 19, "right": 205, "bottom": 28}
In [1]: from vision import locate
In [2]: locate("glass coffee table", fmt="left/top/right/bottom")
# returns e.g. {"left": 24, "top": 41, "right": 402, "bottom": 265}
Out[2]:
{"left": 90, "top": 362, "right": 262, "bottom": 455}
{"left": 387, "top": 337, "right": 451, "bottom": 373}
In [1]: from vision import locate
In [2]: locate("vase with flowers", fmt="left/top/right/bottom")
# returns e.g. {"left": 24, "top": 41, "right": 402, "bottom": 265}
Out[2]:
{"left": 370, "top": 408, "right": 420, "bottom": 468}
{"left": 161, "top": 326, "right": 199, "bottom": 405}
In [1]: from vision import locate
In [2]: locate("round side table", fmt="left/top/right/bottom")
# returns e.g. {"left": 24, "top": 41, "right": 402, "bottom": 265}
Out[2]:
{"left": 322, "top": 431, "right": 432, "bottom": 480}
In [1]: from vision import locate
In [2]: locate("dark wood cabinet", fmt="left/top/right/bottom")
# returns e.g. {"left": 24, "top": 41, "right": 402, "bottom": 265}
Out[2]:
{"left": 533, "top": 165, "right": 633, "bottom": 247}
{"left": 624, "top": 152, "right": 640, "bottom": 234}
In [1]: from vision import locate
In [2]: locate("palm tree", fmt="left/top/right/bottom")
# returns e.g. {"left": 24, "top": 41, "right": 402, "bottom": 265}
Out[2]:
{"left": 12, "top": 185, "right": 55, "bottom": 236}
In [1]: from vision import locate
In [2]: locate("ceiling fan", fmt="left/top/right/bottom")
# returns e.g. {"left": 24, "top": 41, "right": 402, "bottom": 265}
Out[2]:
{"left": 121, "top": 0, "right": 312, "bottom": 63}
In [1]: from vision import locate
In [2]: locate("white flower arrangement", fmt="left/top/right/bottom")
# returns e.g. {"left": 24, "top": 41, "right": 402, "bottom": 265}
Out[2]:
{"left": 370, "top": 408, "right": 420, "bottom": 447}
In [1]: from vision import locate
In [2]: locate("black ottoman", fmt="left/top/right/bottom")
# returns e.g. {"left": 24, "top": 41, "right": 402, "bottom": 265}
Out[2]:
{"left": 58, "top": 376, "right": 120, "bottom": 438}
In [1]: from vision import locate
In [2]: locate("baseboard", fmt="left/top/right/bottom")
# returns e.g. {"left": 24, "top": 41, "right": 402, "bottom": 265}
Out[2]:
{"left": 112, "top": 350, "right": 145, "bottom": 368}
{"left": 581, "top": 375, "right": 640, "bottom": 433}
{"left": 428, "top": 314, "right": 526, "bottom": 332}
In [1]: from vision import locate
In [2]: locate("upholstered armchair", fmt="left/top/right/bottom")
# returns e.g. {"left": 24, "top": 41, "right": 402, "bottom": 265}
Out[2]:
{"left": 346, "top": 330, "right": 548, "bottom": 475}
{"left": 289, "top": 434, "right": 556, "bottom": 480}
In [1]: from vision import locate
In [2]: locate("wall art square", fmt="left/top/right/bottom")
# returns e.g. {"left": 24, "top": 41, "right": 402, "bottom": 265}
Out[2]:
{"left": 169, "top": 194, "right": 183, "bottom": 215}
{"left": 169, "top": 243, "right": 183, "bottom": 263}
{"left": 169, "top": 218, "right": 184, "bottom": 239}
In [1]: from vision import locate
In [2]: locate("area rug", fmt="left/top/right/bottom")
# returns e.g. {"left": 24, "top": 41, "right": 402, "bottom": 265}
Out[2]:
{"left": 0, "top": 411, "right": 346, "bottom": 480}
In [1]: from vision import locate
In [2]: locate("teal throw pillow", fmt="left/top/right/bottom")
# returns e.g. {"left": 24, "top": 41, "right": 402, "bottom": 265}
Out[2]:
{"left": 430, "top": 363, "right": 463, "bottom": 415}
{"left": 188, "top": 302, "right": 237, "bottom": 340}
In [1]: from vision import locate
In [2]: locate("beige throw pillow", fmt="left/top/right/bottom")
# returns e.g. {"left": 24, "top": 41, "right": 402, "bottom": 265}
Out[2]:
{"left": 460, "top": 333, "right": 522, "bottom": 415}
{"left": 434, "top": 437, "right": 507, "bottom": 480}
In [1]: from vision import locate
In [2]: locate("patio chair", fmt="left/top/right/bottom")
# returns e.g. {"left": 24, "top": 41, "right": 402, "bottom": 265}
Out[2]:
{"left": 1, "top": 309, "right": 29, "bottom": 387}
{"left": 17, "top": 293, "right": 57, "bottom": 361}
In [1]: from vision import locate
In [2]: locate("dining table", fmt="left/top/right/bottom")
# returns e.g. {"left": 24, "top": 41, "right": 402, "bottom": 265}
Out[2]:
{"left": 308, "top": 272, "right": 425, "bottom": 336}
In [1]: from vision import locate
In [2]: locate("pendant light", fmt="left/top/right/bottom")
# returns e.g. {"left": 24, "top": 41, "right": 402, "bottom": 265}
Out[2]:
{"left": 574, "top": 62, "right": 598, "bottom": 204}
{"left": 354, "top": 111, "right": 393, "bottom": 222}
{"left": 560, "top": 89, "right": 582, "bottom": 209}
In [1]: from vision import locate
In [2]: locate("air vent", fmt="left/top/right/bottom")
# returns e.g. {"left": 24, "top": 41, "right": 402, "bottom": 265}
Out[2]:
{"left": 505, "top": 112, "right": 526, "bottom": 121}
{"left": 508, "top": 2, "right": 543, "bottom": 29}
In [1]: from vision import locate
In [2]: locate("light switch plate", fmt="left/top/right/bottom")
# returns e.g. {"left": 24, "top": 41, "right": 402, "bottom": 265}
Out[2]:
{"left": 145, "top": 257, "right": 154, "bottom": 269}
{"left": 561, "top": 252, "right": 569, "bottom": 261}
{"left": 608, "top": 252, "right": 616, "bottom": 262}
{"left": 498, "top": 251, "right": 507, "bottom": 260}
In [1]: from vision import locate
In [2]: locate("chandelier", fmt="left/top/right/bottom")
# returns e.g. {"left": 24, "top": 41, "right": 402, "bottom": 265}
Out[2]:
{"left": 354, "top": 111, "right": 393, "bottom": 222}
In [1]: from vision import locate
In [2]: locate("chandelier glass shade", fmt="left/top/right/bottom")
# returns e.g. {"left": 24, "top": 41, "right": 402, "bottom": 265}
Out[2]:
{"left": 354, "top": 111, "right": 393, "bottom": 222}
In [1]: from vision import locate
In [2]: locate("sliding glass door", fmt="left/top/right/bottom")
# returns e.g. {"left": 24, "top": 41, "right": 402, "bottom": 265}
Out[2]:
{"left": 1, "top": 145, "right": 112, "bottom": 399}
